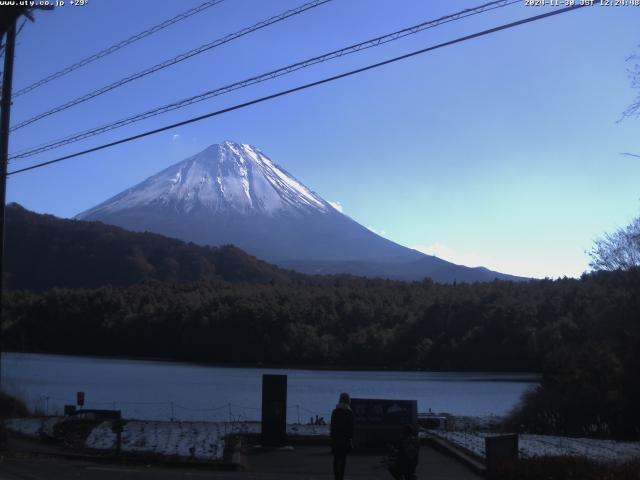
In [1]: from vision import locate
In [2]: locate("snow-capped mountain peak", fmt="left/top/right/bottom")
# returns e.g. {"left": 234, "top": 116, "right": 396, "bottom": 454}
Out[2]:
{"left": 79, "top": 141, "right": 332, "bottom": 218}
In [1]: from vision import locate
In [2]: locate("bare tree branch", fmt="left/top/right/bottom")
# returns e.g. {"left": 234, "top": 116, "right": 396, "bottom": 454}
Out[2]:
{"left": 589, "top": 215, "right": 640, "bottom": 271}
{"left": 622, "top": 47, "right": 640, "bottom": 119}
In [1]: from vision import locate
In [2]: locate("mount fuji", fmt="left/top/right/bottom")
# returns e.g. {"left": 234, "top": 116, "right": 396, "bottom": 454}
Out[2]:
{"left": 77, "top": 141, "right": 523, "bottom": 282}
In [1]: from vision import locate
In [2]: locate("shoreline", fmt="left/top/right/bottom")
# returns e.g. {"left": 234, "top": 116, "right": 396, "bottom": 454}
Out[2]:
{"left": 1, "top": 351, "right": 542, "bottom": 378}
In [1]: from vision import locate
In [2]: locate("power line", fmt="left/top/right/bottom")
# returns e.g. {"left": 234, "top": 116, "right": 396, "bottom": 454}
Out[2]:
{"left": 6, "top": 3, "right": 590, "bottom": 177}
{"left": 11, "top": 0, "right": 226, "bottom": 99}
{"left": 10, "top": 0, "right": 519, "bottom": 160}
{"left": 10, "top": 0, "right": 334, "bottom": 132}
{"left": 15, "top": 19, "right": 27, "bottom": 37}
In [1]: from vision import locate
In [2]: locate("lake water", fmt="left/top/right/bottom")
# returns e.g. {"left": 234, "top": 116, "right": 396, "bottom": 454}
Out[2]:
{"left": 1, "top": 352, "right": 539, "bottom": 422}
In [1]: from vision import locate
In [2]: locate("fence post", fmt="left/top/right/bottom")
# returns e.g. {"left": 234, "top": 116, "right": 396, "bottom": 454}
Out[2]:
{"left": 297, "top": 405, "right": 300, "bottom": 424}
{"left": 228, "top": 403, "right": 232, "bottom": 423}
{"left": 170, "top": 402, "right": 174, "bottom": 421}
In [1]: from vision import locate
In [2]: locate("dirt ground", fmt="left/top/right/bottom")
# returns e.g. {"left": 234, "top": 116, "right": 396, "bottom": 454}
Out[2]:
{"left": 0, "top": 442, "right": 482, "bottom": 480}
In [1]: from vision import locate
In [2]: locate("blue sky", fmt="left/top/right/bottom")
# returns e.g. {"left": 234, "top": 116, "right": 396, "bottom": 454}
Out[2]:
{"left": 5, "top": 0, "right": 640, "bottom": 278}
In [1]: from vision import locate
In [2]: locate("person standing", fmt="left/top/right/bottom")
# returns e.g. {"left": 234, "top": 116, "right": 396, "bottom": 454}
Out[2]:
{"left": 330, "top": 392, "right": 355, "bottom": 480}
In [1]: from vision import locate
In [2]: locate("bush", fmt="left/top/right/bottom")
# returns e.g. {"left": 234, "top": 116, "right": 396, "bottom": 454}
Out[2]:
{"left": 0, "top": 391, "right": 29, "bottom": 448}
{"left": 504, "top": 340, "right": 640, "bottom": 439}
{"left": 0, "top": 391, "right": 28, "bottom": 419}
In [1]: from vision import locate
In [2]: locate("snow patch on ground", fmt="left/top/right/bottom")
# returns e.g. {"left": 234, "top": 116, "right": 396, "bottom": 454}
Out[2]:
{"left": 429, "top": 430, "right": 640, "bottom": 464}
{"left": 6, "top": 417, "right": 331, "bottom": 462}
{"left": 84, "top": 421, "right": 328, "bottom": 461}
{"left": 86, "top": 421, "right": 229, "bottom": 460}
{"left": 4, "top": 418, "right": 45, "bottom": 437}
{"left": 4, "top": 417, "right": 67, "bottom": 438}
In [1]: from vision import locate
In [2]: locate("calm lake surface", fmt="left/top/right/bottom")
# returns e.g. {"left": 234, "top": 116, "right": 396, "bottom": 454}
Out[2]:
{"left": 1, "top": 352, "right": 539, "bottom": 422}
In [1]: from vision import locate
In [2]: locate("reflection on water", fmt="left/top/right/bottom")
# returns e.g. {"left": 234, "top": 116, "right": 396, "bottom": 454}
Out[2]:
{"left": 1, "top": 352, "right": 539, "bottom": 421}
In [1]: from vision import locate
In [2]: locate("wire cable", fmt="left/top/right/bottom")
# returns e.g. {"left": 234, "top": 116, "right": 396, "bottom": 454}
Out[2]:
{"left": 6, "top": 3, "right": 589, "bottom": 177}
{"left": 9, "top": 0, "right": 518, "bottom": 160}
{"left": 11, "top": 0, "right": 226, "bottom": 99}
{"left": 16, "top": 18, "right": 28, "bottom": 37}
{"left": 10, "top": 0, "right": 334, "bottom": 132}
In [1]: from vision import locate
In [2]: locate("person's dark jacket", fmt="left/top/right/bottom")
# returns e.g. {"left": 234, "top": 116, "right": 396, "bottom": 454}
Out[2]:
{"left": 330, "top": 402, "right": 355, "bottom": 452}
{"left": 395, "top": 432, "right": 420, "bottom": 469}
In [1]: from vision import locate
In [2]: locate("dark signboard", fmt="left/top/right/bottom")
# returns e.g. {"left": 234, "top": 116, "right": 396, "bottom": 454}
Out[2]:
{"left": 261, "top": 374, "right": 287, "bottom": 446}
{"left": 350, "top": 398, "right": 418, "bottom": 449}
{"left": 351, "top": 398, "right": 417, "bottom": 427}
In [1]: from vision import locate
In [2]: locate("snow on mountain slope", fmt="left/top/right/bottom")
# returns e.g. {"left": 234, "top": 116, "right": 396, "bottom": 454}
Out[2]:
{"left": 79, "top": 141, "right": 333, "bottom": 218}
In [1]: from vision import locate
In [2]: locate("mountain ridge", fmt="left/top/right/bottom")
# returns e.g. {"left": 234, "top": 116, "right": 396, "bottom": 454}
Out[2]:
{"left": 76, "top": 140, "right": 525, "bottom": 282}
{"left": 5, "top": 203, "right": 526, "bottom": 289}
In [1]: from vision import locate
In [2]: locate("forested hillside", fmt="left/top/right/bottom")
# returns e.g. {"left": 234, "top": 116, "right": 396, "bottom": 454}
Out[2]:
{"left": 4, "top": 203, "right": 302, "bottom": 289}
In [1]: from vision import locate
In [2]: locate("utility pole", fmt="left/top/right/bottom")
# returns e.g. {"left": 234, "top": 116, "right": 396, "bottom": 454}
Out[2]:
{"left": 0, "top": 5, "right": 52, "bottom": 391}
{"left": 0, "top": 19, "right": 16, "bottom": 391}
